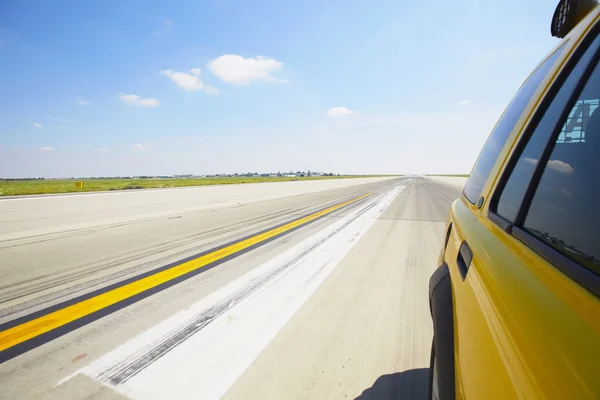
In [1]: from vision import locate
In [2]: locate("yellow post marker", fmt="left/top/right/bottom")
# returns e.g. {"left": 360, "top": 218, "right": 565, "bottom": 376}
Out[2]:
{"left": 75, "top": 181, "right": 84, "bottom": 189}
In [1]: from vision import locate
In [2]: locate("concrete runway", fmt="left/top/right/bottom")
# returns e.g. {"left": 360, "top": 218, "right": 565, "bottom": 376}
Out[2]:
{"left": 0, "top": 176, "right": 465, "bottom": 400}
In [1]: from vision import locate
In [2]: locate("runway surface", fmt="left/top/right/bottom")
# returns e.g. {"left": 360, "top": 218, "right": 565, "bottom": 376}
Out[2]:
{"left": 0, "top": 176, "right": 465, "bottom": 400}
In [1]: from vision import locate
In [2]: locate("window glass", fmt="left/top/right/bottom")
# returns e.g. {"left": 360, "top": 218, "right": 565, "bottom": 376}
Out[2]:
{"left": 463, "top": 44, "right": 565, "bottom": 203}
{"left": 524, "top": 59, "right": 600, "bottom": 275}
{"left": 497, "top": 37, "right": 600, "bottom": 222}
{"left": 556, "top": 99, "right": 600, "bottom": 143}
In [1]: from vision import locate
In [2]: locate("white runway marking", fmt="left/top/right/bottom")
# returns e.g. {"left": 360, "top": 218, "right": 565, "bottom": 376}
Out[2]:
{"left": 64, "top": 185, "right": 403, "bottom": 400}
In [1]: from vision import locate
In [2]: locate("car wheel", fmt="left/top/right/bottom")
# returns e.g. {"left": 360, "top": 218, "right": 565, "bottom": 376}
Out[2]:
{"left": 429, "top": 338, "right": 440, "bottom": 400}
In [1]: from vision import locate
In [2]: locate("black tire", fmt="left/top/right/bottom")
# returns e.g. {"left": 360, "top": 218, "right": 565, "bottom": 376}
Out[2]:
{"left": 429, "top": 263, "right": 455, "bottom": 400}
{"left": 428, "top": 338, "right": 439, "bottom": 400}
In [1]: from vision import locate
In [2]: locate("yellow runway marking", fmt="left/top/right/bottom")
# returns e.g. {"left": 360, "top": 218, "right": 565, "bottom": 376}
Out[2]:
{"left": 0, "top": 193, "right": 371, "bottom": 354}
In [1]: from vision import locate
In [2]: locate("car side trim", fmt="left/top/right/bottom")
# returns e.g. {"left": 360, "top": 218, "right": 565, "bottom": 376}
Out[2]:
{"left": 488, "top": 212, "right": 513, "bottom": 234}
{"left": 429, "top": 263, "right": 456, "bottom": 400}
{"left": 512, "top": 227, "right": 600, "bottom": 298}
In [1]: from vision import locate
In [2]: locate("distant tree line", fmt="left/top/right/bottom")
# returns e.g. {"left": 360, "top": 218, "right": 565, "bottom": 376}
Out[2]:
{"left": 1, "top": 172, "right": 342, "bottom": 181}
{"left": 1, "top": 177, "right": 46, "bottom": 181}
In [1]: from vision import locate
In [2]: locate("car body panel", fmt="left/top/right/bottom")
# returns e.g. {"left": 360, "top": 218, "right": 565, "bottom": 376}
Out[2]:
{"left": 447, "top": 198, "right": 600, "bottom": 399}
{"left": 439, "top": 5, "right": 600, "bottom": 399}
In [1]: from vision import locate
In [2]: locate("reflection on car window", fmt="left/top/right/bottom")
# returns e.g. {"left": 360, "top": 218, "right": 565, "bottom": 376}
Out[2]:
{"left": 557, "top": 99, "right": 600, "bottom": 143}
{"left": 524, "top": 60, "right": 600, "bottom": 275}
{"left": 463, "top": 44, "right": 565, "bottom": 204}
{"left": 496, "top": 37, "right": 599, "bottom": 222}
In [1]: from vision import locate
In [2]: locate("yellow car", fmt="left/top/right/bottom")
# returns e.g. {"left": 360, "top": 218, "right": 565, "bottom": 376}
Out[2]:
{"left": 428, "top": 0, "right": 600, "bottom": 399}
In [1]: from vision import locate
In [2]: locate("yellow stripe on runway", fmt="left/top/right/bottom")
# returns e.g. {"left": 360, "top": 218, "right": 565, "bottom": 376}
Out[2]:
{"left": 0, "top": 193, "right": 371, "bottom": 353}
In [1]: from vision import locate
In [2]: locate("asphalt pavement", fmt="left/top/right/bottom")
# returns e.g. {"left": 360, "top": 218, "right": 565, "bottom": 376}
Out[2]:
{"left": 0, "top": 176, "right": 465, "bottom": 400}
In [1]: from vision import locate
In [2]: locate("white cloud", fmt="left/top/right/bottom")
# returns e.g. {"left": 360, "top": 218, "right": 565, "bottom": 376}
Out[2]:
{"left": 132, "top": 144, "right": 147, "bottom": 150}
{"left": 39, "top": 146, "right": 55, "bottom": 152}
{"left": 524, "top": 157, "right": 538, "bottom": 166}
{"left": 548, "top": 159, "right": 574, "bottom": 174}
{"left": 76, "top": 97, "right": 90, "bottom": 105}
{"left": 33, "top": 122, "right": 42, "bottom": 128}
{"left": 524, "top": 158, "right": 574, "bottom": 174}
{"left": 208, "top": 55, "right": 285, "bottom": 85}
{"left": 327, "top": 107, "right": 353, "bottom": 117}
{"left": 97, "top": 148, "right": 109, "bottom": 152}
{"left": 161, "top": 69, "right": 220, "bottom": 94}
{"left": 154, "top": 19, "right": 173, "bottom": 35}
{"left": 118, "top": 94, "right": 160, "bottom": 107}
{"left": 459, "top": 99, "right": 471, "bottom": 104}
{"left": 204, "top": 85, "right": 221, "bottom": 95}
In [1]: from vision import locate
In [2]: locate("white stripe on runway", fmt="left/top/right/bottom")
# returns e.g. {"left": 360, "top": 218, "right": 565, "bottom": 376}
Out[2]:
{"left": 63, "top": 185, "right": 403, "bottom": 400}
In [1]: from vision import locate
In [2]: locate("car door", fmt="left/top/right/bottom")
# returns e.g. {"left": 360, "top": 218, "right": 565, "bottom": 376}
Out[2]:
{"left": 446, "top": 21, "right": 600, "bottom": 400}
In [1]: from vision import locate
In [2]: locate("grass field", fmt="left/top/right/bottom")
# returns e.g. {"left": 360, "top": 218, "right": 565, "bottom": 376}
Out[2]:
{"left": 0, "top": 175, "right": 389, "bottom": 197}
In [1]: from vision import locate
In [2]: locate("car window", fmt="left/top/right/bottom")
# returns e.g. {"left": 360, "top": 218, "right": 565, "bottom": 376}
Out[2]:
{"left": 496, "top": 36, "right": 600, "bottom": 222}
{"left": 523, "top": 59, "right": 600, "bottom": 276}
{"left": 463, "top": 44, "right": 565, "bottom": 204}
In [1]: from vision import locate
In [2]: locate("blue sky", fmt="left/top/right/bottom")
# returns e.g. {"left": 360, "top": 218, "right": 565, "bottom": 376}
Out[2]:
{"left": 0, "top": 0, "right": 560, "bottom": 177}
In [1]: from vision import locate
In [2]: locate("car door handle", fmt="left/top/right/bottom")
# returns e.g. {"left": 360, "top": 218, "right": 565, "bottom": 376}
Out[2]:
{"left": 457, "top": 241, "right": 473, "bottom": 280}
